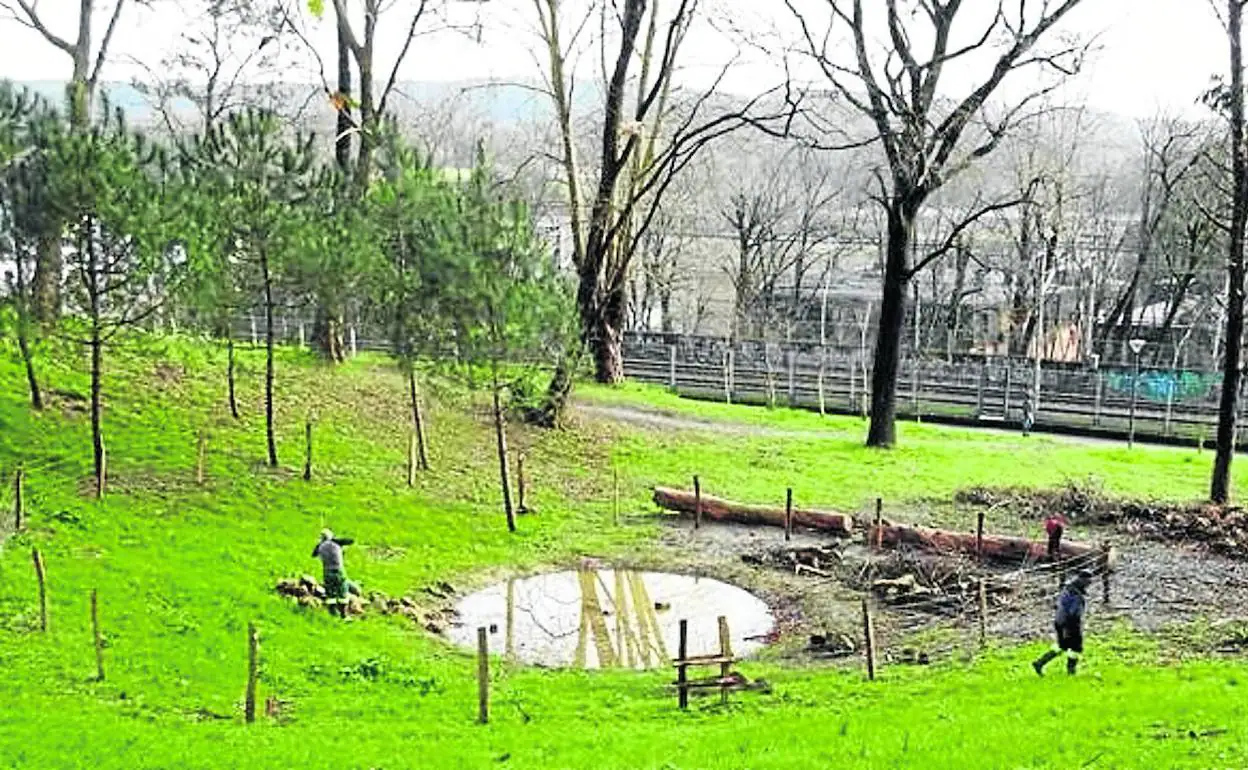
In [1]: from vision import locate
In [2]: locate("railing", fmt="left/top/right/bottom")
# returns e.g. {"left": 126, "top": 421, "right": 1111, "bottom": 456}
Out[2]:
{"left": 621, "top": 331, "right": 1239, "bottom": 446}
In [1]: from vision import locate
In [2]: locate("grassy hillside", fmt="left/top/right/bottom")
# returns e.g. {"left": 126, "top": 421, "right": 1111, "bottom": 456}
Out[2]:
{"left": 1, "top": 336, "right": 1247, "bottom": 769}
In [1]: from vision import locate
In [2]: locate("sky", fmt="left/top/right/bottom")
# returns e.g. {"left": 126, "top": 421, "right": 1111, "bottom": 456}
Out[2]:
{"left": 0, "top": 0, "right": 1230, "bottom": 119}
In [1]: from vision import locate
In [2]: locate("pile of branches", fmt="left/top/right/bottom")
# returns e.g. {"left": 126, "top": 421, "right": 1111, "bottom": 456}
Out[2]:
{"left": 742, "top": 543, "right": 843, "bottom": 577}
{"left": 955, "top": 482, "right": 1116, "bottom": 522}
{"left": 846, "top": 550, "right": 1010, "bottom": 616}
{"left": 275, "top": 576, "right": 459, "bottom": 632}
{"left": 1118, "top": 505, "right": 1248, "bottom": 560}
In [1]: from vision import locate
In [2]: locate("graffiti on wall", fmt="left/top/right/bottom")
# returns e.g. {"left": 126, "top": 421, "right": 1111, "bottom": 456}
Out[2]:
{"left": 1104, "top": 370, "right": 1219, "bottom": 404}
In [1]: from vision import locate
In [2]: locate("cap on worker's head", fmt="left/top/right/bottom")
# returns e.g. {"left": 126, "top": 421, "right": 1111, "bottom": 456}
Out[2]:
{"left": 321, "top": 528, "right": 333, "bottom": 541}
{"left": 1074, "top": 568, "right": 1094, "bottom": 584}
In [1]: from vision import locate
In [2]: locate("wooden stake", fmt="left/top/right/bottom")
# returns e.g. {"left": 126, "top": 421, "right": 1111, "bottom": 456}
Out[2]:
{"left": 32, "top": 546, "right": 47, "bottom": 632}
{"left": 717, "top": 615, "right": 733, "bottom": 705}
{"left": 477, "top": 626, "right": 490, "bottom": 724}
{"left": 516, "top": 454, "right": 528, "bottom": 515}
{"left": 693, "top": 475, "right": 702, "bottom": 530}
{"left": 784, "top": 487, "right": 793, "bottom": 542}
{"left": 613, "top": 466, "right": 620, "bottom": 526}
{"left": 408, "top": 432, "right": 417, "bottom": 487}
{"left": 196, "top": 431, "right": 207, "bottom": 485}
{"left": 668, "top": 344, "right": 677, "bottom": 391}
{"left": 91, "top": 589, "right": 105, "bottom": 681}
{"left": 1101, "top": 543, "right": 1112, "bottom": 604}
{"left": 13, "top": 467, "right": 24, "bottom": 532}
{"left": 303, "top": 418, "right": 313, "bottom": 482}
{"left": 97, "top": 440, "right": 107, "bottom": 499}
{"left": 349, "top": 325, "right": 358, "bottom": 357}
{"left": 861, "top": 598, "right": 876, "bottom": 681}
{"left": 977, "top": 579, "right": 987, "bottom": 647}
{"left": 976, "top": 512, "right": 985, "bottom": 559}
{"left": 245, "top": 623, "right": 259, "bottom": 723}
{"left": 677, "top": 619, "right": 689, "bottom": 710}
{"left": 874, "top": 497, "right": 883, "bottom": 549}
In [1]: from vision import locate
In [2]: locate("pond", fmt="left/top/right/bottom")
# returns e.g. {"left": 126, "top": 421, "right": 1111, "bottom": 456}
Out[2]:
{"left": 447, "top": 569, "right": 775, "bottom": 670}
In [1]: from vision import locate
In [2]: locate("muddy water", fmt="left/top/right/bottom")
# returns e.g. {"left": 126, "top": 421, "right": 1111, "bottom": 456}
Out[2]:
{"left": 447, "top": 569, "right": 775, "bottom": 669}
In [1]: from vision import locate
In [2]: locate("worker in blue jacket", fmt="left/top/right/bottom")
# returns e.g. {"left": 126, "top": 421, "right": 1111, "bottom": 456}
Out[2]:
{"left": 1033, "top": 569, "right": 1093, "bottom": 676}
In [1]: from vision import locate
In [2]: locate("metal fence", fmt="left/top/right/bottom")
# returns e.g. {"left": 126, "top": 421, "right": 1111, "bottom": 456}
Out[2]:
{"left": 621, "top": 331, "right": 1244, "bottom": 446}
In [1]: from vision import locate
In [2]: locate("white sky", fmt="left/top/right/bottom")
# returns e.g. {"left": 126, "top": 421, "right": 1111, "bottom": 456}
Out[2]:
{"left": 0, "top": 0, "right": 1229, "bottom": 119}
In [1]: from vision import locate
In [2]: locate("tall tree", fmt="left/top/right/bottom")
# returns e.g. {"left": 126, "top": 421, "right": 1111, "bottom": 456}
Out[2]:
{"left": 1211, "top": 0, "right": 1248, "bottom": 504}
{"left": 186, "top": 109, "right": 320, "bottom": 467}
{"left": 46, "top": 105, "right": 182, "bottom": 496}
{"left": 782, "top": 0, "right": 1092, "bottom": 447}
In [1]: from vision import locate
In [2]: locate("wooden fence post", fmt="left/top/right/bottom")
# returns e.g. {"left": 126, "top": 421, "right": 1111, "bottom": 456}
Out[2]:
{"left": 668, "top": 345, "right": 677, "bottom": 391}
{"left": 245, "top": 623, "right": 259, "bottom": 723}
{"left": 97, "top": 440, "right": 107, "bottom": 499}
{"left": 817, "top": 348, "right": 827, "bottom": 416}
{"left": 249, "top": 315, "right": 257, "bottom": 345}
{"left": 976, "top": 512, "right": 985, "bottom": 559}
{"left": 784, "top": 488, "right": 793, "bottom": 542}
{"left": 477, "top": 626, "right": 490, "bottom": 724}
{"left": 1003, "top": 363, "right": 1013, "bottom": 417}
{"left": 861, "top": 598, "right": 876, "bottom": 681}
{"left": 1093, "top": 371, "right": 1104, "bottom": 427}
{"left": 1101, "top": 543, "right": 1112, "bottom": 605}
{"left": 613, "top": 466, "right": 620, "bottom": 526}
{"left": 874, "top": 497, "right": 883, "bottom": 549}
{"left": 32, "top": 546, "right": 47, "bottom": 632}
{"left": 787, "top": 350, "right": 797, "bottom": 407}
{"left": 977, "top": 579, "right": 987, "bottom": 648}
{"left": 297, "top": 323, "right": 305, "bottom": 348}
{"left": 723, "top": 350, "right": 734, "bottom": 404}
{"left": 196, "top": 431, "right": 207, "bottom": 485}
{"left": 303, "top": 419, "right": 313, "bottom": 482}
{"left": 677, "top": 619, "right": 689, "bottom": 710}
{"left": 975, "top": 359, "right": 986, "bottom": 418}
{"left": 693, "top": 475, "right": 702, "bottom": 530}
{"left": 717, "top": 615, "right": 733, "bottom": 705}
{"left": 349, "top": 325, "right": 358, "bottom": 357}
{"left": 911, "top": 356, "right": 920, "bottom": 415}
{"left": 91, "top": 589, "right": 105, "bottom": 681}
{"left": 408, "top": 432, "right": 417, "bottom": 487}
{"left": 13, "top": 467, "right": 23, "bottom": 532}
{"left": 516, "top": 454, "right": 528, "bottom": 515}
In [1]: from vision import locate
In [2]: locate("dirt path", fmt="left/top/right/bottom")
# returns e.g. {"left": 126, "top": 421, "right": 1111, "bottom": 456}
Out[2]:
{"left": 576, "top": 400, "right": 1128, "bottom": 449}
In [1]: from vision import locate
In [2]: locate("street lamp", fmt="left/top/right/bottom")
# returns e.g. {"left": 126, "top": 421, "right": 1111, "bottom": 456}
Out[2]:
{"left": 1128, "top": 338, "right": 1147, "bottom": 448}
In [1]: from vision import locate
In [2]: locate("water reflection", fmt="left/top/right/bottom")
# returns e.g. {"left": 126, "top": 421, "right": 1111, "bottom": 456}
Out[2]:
{"left": 448, "top": 569, "right": 774, "bottom": 669}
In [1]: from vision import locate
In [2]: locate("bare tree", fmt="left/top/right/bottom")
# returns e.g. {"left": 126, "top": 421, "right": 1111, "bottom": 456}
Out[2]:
{"left": 1210, "top": 0, "right": 1248, "bottom": 504}
{"left": 133, "top": 0, "right": 289, "bottom": 135}
{"left": 1, "top": 0, "right": 129, "bottom": 321}
{"left": 782, "top": 0, "right": 1092, "bottom": 447}
{"left": 531, "top": 0, "right": 795, "bottom": 423}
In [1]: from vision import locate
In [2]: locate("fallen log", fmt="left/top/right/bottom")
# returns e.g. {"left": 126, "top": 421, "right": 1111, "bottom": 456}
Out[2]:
{"left": 652, "top": 487, "right": 854, "bottom": 537}
{"left": 870, "top": 523, "right": 1109, "bottom": 565}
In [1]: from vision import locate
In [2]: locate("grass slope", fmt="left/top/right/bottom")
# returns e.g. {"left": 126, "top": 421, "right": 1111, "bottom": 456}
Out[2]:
{"left": 0, "top": 338, "right": 1245, "bottom": 769}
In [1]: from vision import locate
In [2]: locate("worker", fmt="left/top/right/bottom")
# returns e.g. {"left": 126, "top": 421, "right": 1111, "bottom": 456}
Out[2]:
{"left": 312, "top": 528, "right": 355, "bottom": 618}
{"left": 1032, "top": 569, "right": 1093, "bottom": 676}
{"left": 1022, "top": 394, "right": 1035, "bottom": 436}
{"left": 1043, "top": 513, "right": 1069, "bottom": 560}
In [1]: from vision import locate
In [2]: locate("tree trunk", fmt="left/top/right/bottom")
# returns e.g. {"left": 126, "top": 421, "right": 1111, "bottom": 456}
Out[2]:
{"left": 1214, "top": 0, "right": 1247, "bottom": 504}
{"left": 11, "top": 260, "right": 43, "bottom": 410}
{"left": 533, "top": 353, "right": 575, "bottom": 428}
{"left": 652, "top": 486, "right": 854, "bottom": 536}
{"left": 312, "top": 302, "right": 346, "bottom": 363}
{"left": 227, "top": 336, "right": 239, "bottom": 420}
{"left": 334, "top": 25, "right": 353, "bottom": 173}
{"left": 592, "top": 284, "right": 626, "bottom": 384}
{"left": 261, "top": 253, "right": 278, "bottom": 468}
{"left": 873, "top": 522, "right": 1104, "bottom": 564}
{"left": 87, "top": 226, "right": 104, "bottom": 497}
{"left": 31, "top": 234, "right": 62, "bottom": 324}
{"left": 867, "top": 205, "right": 915, "bottom": 448}
{"left": 492, "top": 385, "right": 516, "bottom": 533}
{"left": 17, "top": 322, "right": 43, "bottom": 410}
{"left": 408, "top": 363, "right": 429, "bottom": 471}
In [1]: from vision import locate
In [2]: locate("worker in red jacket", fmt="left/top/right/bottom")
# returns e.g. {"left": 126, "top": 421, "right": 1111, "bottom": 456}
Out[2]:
{"left": 1044, "top": 513, "right": 1069, "bottom": 560}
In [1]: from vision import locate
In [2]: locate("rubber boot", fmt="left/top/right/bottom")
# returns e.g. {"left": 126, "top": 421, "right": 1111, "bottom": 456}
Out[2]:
{"left": 1033, "top": 650, "right": 1059, "bottom": 676}
{"left": 1066, "top": 657, "right": 1078, "bottom": 676}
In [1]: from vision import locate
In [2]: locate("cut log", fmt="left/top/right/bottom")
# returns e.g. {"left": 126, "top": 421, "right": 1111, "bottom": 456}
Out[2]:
{"left": 870, "top": 523, "right": 1106, "bottom": 564}
{"left": 653, "top": 487, "right": 854, "bottom": 537}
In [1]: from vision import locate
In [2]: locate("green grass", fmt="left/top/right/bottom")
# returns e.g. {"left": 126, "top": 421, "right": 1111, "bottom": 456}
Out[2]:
{"left": 583, "top": 382, "right": 1236, "bottom": 521}
{"left": 1, "top": 337, "right": 1246, "bottom": 768}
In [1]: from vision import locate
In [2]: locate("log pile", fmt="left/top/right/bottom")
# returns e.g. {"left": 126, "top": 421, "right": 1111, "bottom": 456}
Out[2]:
{"left": 652, "top": 486, "right": 854, "bottom": 537}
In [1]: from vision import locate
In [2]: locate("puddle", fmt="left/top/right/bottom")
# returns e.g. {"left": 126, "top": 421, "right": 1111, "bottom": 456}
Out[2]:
{"left": 447, "top": 569, "right": 775, "bottom": 669}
